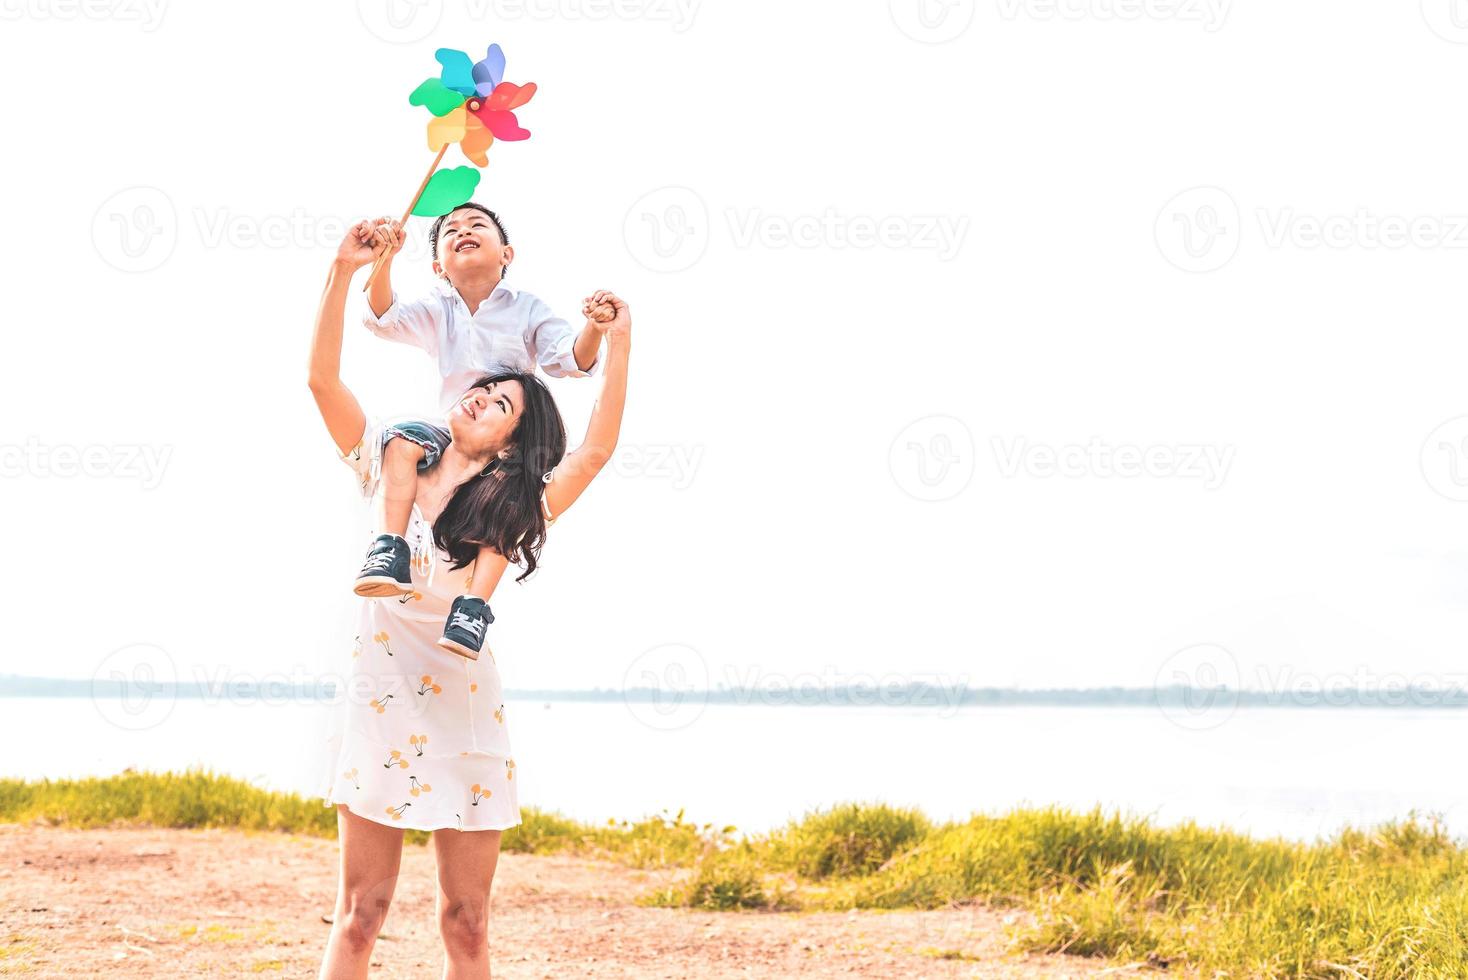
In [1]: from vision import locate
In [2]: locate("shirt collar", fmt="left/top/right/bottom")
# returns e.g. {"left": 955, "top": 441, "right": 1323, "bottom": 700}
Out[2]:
{"left": 436, "top": 278, "right": 517, "bottom": 311}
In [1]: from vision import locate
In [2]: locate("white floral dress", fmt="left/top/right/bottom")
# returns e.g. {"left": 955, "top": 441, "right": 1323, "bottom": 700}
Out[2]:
{"left": 318, "top": 418, "right": 522, "bottom": 833}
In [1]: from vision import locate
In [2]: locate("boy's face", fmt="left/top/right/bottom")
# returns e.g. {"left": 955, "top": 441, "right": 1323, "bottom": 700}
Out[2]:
{"left": 434, "top": 207, "right": 513, "bottom": 283}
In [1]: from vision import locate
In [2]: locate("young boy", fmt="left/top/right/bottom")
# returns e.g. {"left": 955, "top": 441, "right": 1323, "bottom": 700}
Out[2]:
{"left": 351, "top": 204, "right": 612, "bottom": 658}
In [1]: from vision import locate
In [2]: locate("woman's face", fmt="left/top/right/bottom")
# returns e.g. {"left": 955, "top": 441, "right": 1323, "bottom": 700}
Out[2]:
{"left": 447, "top": 380, "right": 525, "bottom": 459}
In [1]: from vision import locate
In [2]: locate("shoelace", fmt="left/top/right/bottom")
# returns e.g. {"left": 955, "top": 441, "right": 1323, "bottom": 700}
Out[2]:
{"left": 449, "top": 611, "right": 485, "bottom": 639}
{"left": 361, "top": 552, "right": 395, "bottom": 573}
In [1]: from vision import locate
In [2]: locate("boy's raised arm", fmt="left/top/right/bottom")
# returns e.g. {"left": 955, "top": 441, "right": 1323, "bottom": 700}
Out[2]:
{"left": 531, "top": 295, "right": 604, "bottom": 378}
{"left": 366, "top": 218, "right": 404, "bottom": 319}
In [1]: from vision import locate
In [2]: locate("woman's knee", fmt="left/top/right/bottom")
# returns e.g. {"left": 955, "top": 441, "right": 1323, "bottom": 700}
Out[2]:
{"left": 335, "top": 899, "right": 391, "bottom": 953}
{"left": 438, "top": 898, "right": 489, "bottom": 954}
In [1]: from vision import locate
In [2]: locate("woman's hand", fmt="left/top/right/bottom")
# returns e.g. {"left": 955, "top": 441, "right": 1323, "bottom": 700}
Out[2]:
{"left": 582, "top": 290, "right": 630, "bottom": 340}
{"left": 335, "top": 219, "right": 380, "bottom": 270}
{"left": 370, "top": 218, "right": 406, "bottom": 262}
{"left": 602, "top": 292, "right": 630, "bottom": 342}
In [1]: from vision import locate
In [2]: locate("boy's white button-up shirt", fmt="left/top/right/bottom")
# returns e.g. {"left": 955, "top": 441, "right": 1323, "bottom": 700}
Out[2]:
{"left": 364, "top": 281, "right": 598, "bottom": 411}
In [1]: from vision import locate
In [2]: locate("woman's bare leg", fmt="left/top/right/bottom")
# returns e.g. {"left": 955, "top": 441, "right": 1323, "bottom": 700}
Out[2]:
{"left": 432, "top": 827, "right": 503, "bottom": 979}
{"left": 318, "top": 804, "right": 406, "bottom": 980}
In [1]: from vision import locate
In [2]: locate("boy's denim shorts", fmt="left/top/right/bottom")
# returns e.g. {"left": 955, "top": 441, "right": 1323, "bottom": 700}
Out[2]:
{"left": 382, "top": 419, "right": 452, "bottom": 472}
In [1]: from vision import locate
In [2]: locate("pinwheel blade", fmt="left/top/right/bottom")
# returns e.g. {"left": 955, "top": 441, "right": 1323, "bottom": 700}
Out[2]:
{"left": 426, "top": 106, "right": 468, "bottom": 151}
{"left": 413, "top": 166, "right": 483, "bottom": 217}
{"left": 486, "top": 81, "right": 536, "bottom": 111}
{"left": 409, "top": 78, "right": 468, "bottom": 117}
{"left": 436, "top": 48, "right": 477, "bottom": 97}
{"left": 469, "top": 105, "right": 530, "bottom": 141}
{"left": 471, "top": 43, "right": 505, "bottom": 96}
{"left": 460, "top": 116, "right": 495, "bottom": 167}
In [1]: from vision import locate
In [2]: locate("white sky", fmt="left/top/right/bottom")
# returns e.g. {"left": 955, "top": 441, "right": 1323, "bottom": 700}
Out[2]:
{"left": 4, "top": 1, "right": 1468, "bottom": 698}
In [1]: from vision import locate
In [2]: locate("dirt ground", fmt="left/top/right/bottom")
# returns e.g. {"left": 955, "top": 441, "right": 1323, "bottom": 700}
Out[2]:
{"left": 0, "top": 823, "right": 1156, "bottom": 977}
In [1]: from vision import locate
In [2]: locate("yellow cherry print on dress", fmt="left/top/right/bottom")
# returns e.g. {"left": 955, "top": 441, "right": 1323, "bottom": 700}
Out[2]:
{"left": 372, "top": 694, "right": 394, "bottom": 714}
{"left": 493, "top": 705, "right": 504, "bottom": 724}
{"left": 470, "top": 783, "right": 492, "bottom": 806}
{"left": 385, "top": 802, "right": 411, "bottom": 820}
{"left": 409, "top": 734, "right": 428, "bottom": 757}
{"left": 505, "top": 758, "right": 516, "bottom": 781}
{"left": 374, "top": 632, "right": 394, "bottom": 657}
{"left": 417, "top": 675, "right": 442, "bottom": 697}
{"left": 409, "top": 775, "right": 432, "bottom": 797}
{"left": 343, "top": 768, "right": 360, "bottom": 790}
{"left": 383, "top": 749, "right": 409, "bottom": 770}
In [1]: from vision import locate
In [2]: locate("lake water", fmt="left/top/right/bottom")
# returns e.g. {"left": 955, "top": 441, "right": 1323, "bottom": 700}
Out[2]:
{"left": 8, "top": 696, "right": 1464, "bottom": 841}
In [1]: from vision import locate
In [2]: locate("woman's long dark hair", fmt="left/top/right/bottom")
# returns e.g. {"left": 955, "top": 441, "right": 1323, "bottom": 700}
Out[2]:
{"left": 434, "top": 371, "right": 567, "bottom": 581}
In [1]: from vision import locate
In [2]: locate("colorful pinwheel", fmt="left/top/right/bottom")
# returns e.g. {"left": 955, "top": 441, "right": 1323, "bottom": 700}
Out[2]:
{"left": 363, "top": 43, "right": 539, "bottom": 291}
{"left": 410, "top": 45, "right": 537, "bottom": 167}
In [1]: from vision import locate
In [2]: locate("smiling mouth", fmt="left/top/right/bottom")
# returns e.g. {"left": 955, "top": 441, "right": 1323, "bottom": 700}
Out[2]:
{"left": 462, "top": 400, "right": 478, "bottom": 420}
{"left": 455, "top": 241, "right": 479, "bottom": 253}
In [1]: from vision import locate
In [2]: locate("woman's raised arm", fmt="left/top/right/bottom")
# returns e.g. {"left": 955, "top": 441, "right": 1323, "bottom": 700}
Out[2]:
{"left": 308, "top": 222, "right": 379, "bottom": 455}
{"left": 543, "top": 293, "right": 632, "bottom": 519}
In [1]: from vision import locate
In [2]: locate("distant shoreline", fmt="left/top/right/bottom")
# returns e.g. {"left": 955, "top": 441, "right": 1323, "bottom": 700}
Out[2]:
{"left": 3, "top": 673, "right": 1465, "bottom": 709}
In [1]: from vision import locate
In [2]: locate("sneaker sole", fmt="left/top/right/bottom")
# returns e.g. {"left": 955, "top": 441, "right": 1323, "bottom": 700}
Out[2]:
{"left": 354, "top": 576, "right": 415, "bottom": 598}
{"left": 436, "top": 636, "right": 480, "bottom": 661}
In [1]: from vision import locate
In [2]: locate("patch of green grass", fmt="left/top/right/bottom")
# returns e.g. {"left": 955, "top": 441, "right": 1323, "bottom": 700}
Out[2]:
{"left": 10, "top": 773, "right": 1468, "bottom": 976}
{"left": 0, "top": 770, "right": 729, "bottom": 859}
{"left": 761, "top": 802, "right": 931, "bottom": 879}
{"left": 642, "top": 844, "right": 783, "bottom": 911}
{"left": 0, "top": 768, "right": 338, "bottom": 837}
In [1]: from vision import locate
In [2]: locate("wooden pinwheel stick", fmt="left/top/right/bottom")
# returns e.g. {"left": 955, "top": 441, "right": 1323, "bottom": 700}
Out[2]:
{"left": 363, "top": 143, "right": 450, "bottom": 292}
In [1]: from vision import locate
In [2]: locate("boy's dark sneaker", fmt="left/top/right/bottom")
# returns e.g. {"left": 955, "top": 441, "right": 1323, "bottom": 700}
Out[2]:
{"left": 437, "top": 596, "right": 495, "bottom": 660}
{"left": 354, "top": 534, "right": 414, "bottom": 597}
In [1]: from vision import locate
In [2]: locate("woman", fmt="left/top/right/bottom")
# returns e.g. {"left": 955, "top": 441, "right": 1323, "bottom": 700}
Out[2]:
{"left": 309, "top": 221, "right": 632, "bottom": 978}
